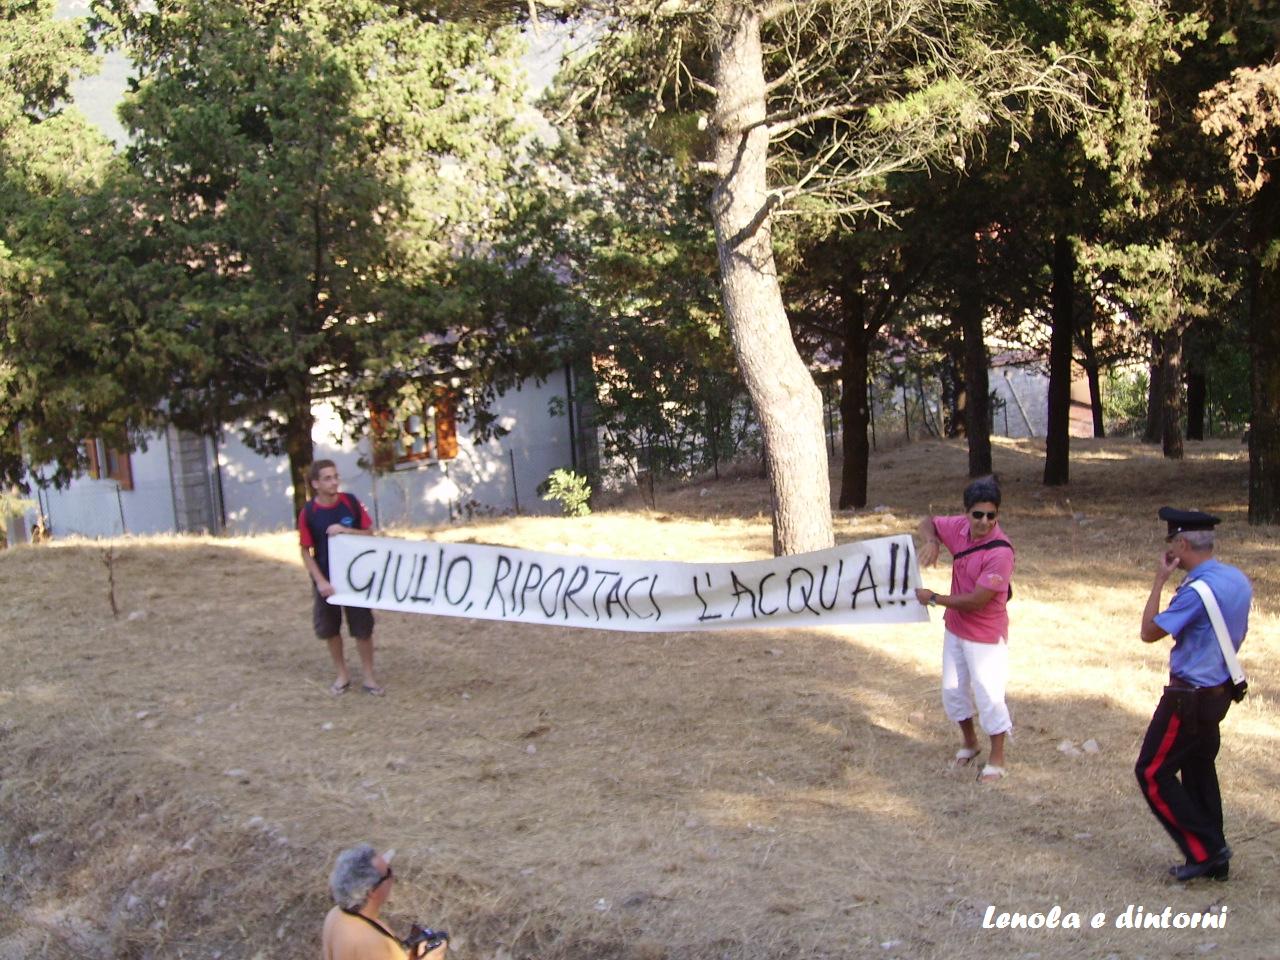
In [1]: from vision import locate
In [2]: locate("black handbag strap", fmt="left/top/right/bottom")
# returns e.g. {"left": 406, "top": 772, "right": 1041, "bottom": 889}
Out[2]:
{"left": 951, "top": 538, "right": 1014, "bottom": 599}
{"left": 952, "top": 538, "right": 1013, "bottom": 559}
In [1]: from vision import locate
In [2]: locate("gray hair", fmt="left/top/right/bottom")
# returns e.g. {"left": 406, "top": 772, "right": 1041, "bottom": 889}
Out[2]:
{"left": 1178, "top": 530, "right": 1215, "bottom": 552}
{"left": 329, "top": 844, "right": 384, "bottom": 911}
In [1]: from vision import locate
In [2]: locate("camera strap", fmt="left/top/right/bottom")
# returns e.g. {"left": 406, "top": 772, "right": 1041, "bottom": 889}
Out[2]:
{"left": 1186, "top": 579, "right": 1247, "bottom": 689}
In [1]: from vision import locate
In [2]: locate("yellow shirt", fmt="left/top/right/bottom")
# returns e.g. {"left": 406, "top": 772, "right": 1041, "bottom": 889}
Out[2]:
{"left": 321, "top": 906, "right": 408, "bottom": 960}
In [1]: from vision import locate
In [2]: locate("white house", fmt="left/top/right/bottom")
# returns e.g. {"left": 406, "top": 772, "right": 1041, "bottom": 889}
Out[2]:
{"left": 989, "top": 352, "right": 1094, "bottom": 440}
{"left": 24, "top": 370, "right": 591, "bottom": 540}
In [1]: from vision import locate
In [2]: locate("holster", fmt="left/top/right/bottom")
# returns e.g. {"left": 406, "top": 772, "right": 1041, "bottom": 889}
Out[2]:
{"left": 1163, "top": 686, "right": 1201, "bottom": 735}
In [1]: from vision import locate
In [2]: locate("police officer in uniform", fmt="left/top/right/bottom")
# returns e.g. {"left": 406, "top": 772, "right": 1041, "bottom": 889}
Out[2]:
{"left": 1136, "top": 507, "right": 1252, "bottom": 882}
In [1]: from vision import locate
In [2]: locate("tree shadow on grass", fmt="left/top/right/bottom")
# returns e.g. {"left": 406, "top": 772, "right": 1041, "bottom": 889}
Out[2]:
{"left": 1, "top": 480, "right": 1275, "bottom": 960}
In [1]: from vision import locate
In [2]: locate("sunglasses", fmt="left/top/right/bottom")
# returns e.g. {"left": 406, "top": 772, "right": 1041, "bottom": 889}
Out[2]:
{"left": 970, "top": 511, "right": 998, "bottom": 521}
{"left": 372, "top": 865, "right": 393, "bottom": 889}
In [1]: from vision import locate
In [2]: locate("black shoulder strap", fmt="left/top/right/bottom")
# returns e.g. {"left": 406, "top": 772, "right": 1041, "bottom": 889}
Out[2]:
{"left": 952, "top": 538, "right": 1014, "bottom": 599}
{"left": 953, "top": 538, "right": 1013, "bottom": 560}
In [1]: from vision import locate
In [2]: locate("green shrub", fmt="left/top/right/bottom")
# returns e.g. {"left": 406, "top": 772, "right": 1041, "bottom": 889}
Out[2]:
{"left": 1102, "top": 368, "right": 1149, "bottom": 437}
{"left": 538, "top": 469, "right": 592, "bottom": 517}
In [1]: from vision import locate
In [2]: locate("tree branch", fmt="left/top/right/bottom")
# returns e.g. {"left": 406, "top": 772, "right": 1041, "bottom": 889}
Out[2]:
{"left": 766, "top": 100, "right": 865, "bottom": 138}
{"left": 759, "top": 0, "right": 808, "bottom": 23}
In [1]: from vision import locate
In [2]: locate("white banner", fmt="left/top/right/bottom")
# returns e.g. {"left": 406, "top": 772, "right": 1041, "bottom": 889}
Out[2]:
{"left": 327, "top": 533, "right": 928, "bottom": 632}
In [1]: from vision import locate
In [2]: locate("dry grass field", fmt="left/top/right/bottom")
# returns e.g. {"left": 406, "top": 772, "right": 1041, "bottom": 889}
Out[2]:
{"left": 2, "top": 437, "right": 1277, "bottom": 960}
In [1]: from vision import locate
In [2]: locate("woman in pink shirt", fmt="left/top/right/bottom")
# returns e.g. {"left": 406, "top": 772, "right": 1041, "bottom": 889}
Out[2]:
{"left": 915, "top": 477, "right": 1015, "bottom": 782}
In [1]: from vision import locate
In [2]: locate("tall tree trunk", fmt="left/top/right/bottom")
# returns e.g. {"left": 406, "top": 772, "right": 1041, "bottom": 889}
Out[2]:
{"left": 838, "top": 266, "right": 871, "bottom": 510}
{"left": 1043, "top": 232, "right": 1074, "bottom": 486}
{"left": 1144, "top": 333, "right": 1163, "bottom": 443}
{"left": 958, "top": 231, "right": 992, "bottom": 476}
{"left": 839, "top": 327, "right": 871, "bottom": 510}
{"left": 286, "top": 393, "right": 316, "bottom": 517}
{"left": 1185, "top": 365, "right": 1206, "bottom": 441}
{"left": 1250, "top": 175, "right": 1280, "bottom": 524}
{"left": 710, "top": 4, "right": 832, "bottom": 554}
{"left": 1085, "top": 363, "right": 1105, "bottom": 437}
{"left": 1160, "top": 328, "right": 1184, "bottom": 460}
{"left": 941, "top": 349, "right": 964, "bottom": 438}
{"left": 1077, "top": 301, "right": 1105, "bottom": 437}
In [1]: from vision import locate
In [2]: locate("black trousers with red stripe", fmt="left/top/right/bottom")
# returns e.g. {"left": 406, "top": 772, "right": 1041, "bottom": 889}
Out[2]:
{"left": 1134, "top": 686, "right": 1233, "bottom": 864}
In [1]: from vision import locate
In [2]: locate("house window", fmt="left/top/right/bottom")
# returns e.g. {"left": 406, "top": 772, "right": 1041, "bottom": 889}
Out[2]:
{"left": 85, "top": 439, "right": 134, "bottom": 490}
{"left": 371, "top": 386, "right": 458, "bottom": 470}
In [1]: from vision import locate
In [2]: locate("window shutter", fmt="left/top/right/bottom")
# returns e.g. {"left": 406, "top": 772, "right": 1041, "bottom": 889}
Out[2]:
{"left": 111, "top": 450, "right": 134, "bottom": 491}
{"left": 85, "top": 439, "right": 103, "bottom": 480}
{"left": 370, "top": 407, "right": 396, "bottom": 470}
{"left": 434, "top": 388, "right": 458, "bottom": 460}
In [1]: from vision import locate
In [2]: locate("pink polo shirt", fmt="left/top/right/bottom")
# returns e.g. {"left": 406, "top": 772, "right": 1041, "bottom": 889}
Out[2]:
{"left": 932, "top": 515, "right": 1014, "bottom": 644}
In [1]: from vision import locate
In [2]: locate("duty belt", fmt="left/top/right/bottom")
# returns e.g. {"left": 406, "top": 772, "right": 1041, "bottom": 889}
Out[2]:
{"left": 1169, "top": 674, "right": 1231, "bottom": 694}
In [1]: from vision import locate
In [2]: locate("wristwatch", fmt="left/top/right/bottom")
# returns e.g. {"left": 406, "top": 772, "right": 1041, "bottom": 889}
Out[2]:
{"left": 928, "top": 592, "right": 940, "bottom": 607}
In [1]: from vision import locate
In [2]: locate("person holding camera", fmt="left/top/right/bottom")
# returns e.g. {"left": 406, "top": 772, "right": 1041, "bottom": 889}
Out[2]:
{"left": 322, "top": 844, "right": 448, "bottom": 960}
{"left": 1136, "top": 507, "right": 1252, "bottom": 882}
{"left": 915, "top": 476, "right": 1015, "bottom": 783}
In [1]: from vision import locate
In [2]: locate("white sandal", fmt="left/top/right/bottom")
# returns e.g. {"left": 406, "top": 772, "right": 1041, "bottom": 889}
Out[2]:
{"left": 951, "top": 747, "right": 980, "bottom": 768}
{"left": 978, "top": 763, "right": 1006, "bottom": 782}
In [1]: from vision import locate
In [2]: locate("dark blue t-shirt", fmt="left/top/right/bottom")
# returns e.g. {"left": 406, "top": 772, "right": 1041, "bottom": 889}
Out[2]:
{"left": 298, "top": 493, "right": 372, "bottom": 580}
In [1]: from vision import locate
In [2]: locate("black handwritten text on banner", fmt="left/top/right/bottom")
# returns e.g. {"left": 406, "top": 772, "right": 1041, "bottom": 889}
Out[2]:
{"left": 327, "top": 534, "right": 928, "bottom": 632}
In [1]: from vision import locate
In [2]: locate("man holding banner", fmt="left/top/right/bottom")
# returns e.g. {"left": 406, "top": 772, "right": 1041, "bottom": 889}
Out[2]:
{"left": 300, "top": 460, "right": 383, "bottom": 696}
{"left": 915, "top": 477, "right": 1015, "bottom": 783}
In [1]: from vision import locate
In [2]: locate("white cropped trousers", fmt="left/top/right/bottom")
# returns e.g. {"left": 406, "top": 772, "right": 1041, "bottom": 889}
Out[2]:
{"left": 941, "top": 628, "right": 1012, "bottom": 736}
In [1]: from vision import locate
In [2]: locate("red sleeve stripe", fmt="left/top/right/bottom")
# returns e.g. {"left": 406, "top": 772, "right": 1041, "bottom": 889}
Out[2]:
{"left": 298, "top": 507, "right": 314, "bottom": 548}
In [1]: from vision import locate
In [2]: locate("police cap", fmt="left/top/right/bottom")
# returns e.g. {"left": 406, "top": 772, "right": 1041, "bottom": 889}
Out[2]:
{"left": 1158, "top": 506, "right": 1220, "bottom": 540}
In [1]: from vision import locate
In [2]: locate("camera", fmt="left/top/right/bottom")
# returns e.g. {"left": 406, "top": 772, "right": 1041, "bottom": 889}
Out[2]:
{"left": 403, "top": 924, "right": 448, "bottom": 955}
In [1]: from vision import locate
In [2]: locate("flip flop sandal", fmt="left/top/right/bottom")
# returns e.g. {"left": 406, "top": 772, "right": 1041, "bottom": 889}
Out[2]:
{"left": 978, "top": 763, "right": 1006, "bottom": 782}
{"left": 951, "top": 747, "right": 980, "bottom": 768}
{"left": 330, "top": 680, "right": 351, "bottom": 697}
{"left": 362, "top": 683, "right": 386, "bottom": 697}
